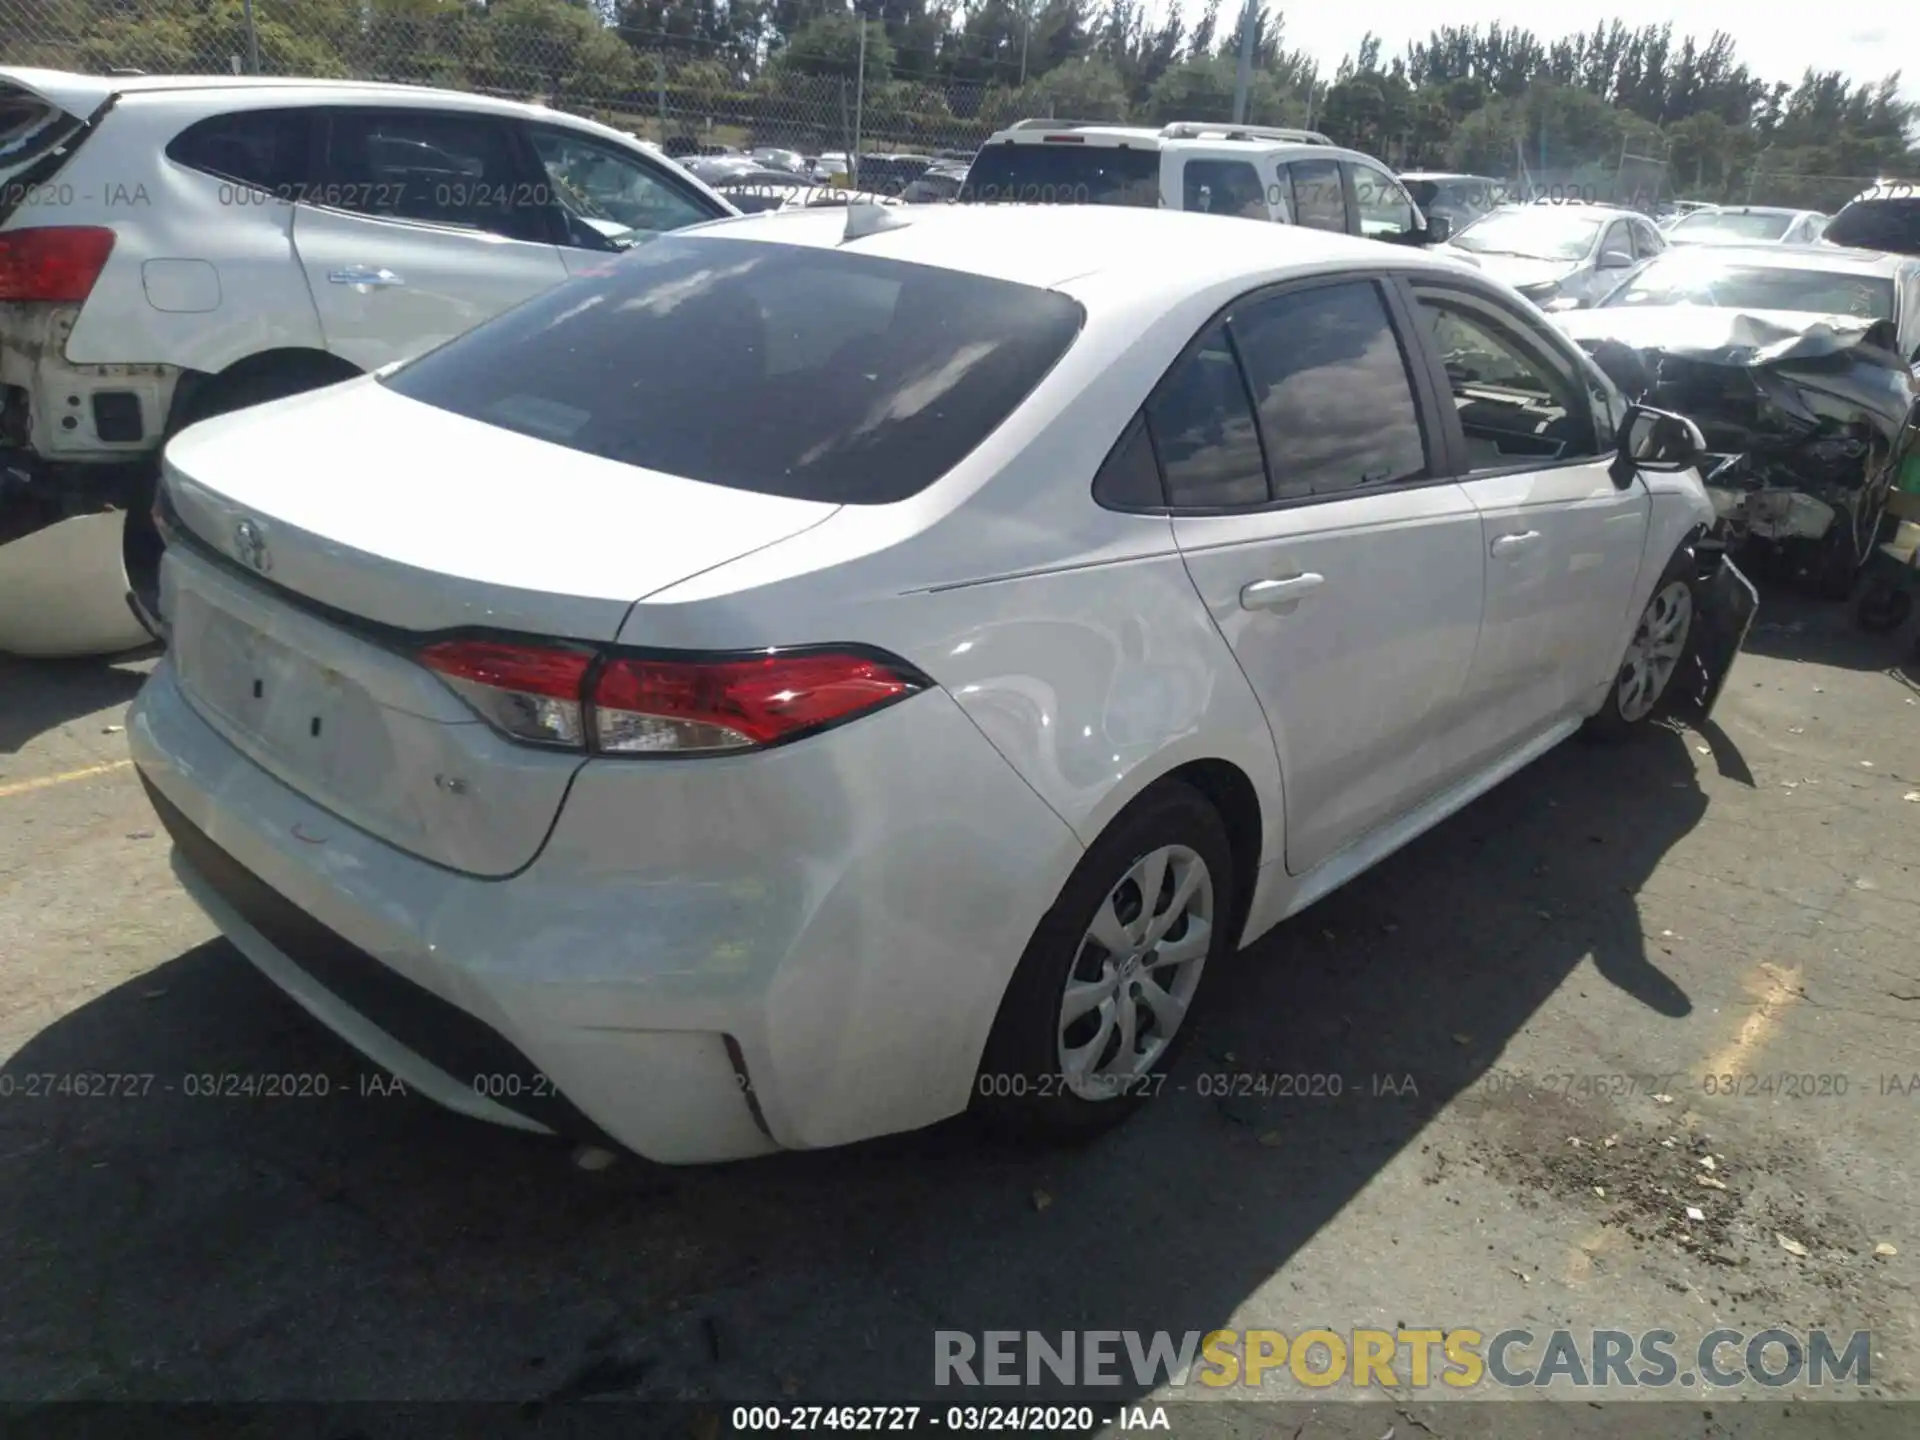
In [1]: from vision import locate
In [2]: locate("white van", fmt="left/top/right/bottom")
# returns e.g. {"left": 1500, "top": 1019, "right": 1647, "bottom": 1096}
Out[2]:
{"left": 959, "top": 119, "right": 1454, "bottom": 247}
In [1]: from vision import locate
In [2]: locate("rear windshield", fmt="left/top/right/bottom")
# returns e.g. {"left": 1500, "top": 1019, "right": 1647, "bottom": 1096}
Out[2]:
{"left": 1825, "top": 196, "right": 1920, "bottom": 255}
{"left": 960, "top": 143, "right": 1160, "bottom": 206}
{"left": 381, "top": 235, "right": 1085, "bottom": 504}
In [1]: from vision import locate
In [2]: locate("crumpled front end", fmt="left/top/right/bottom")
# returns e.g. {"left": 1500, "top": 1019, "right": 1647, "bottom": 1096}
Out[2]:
{"left": 1564, "top": 308, "right": 1920, "bottom": 593}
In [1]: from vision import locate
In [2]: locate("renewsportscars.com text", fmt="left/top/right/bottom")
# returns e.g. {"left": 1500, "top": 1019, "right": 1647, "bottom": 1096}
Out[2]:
{"left": 935, "top": 1327, "right": 1871, "bottom": 1390}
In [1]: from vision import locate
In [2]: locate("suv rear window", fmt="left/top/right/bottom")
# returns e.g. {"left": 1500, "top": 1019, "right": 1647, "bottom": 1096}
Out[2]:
{"left": 960, "top": 144, "right": 1159, "bottom": 206}
{"left": 382, "top": 235, "right": 1085, "bottom": 504}
{"left": 166, "top": 108, "right": 311, "bottom": 194}
{"left": 1824, "top": 195, "right": 1920, "bottom": 255}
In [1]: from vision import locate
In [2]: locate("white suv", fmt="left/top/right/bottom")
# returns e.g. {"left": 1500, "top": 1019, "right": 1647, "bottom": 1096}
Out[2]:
{"left": 959, "top": 119, "right": 1453, "bottom": 247}
{"left": 0, "top": 68, "right": 734, "bottom": 657}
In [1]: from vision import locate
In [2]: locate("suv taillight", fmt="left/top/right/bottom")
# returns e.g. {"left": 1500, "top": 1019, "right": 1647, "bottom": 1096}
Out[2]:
{"left": 0, "top": 226, "right": 116, "bottom": 303}
{"left": 419, "top": 640, "right": 928, "bottom": 756}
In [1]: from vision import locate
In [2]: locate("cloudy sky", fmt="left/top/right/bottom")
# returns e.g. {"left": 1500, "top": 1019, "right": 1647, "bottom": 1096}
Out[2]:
{"left": 1194, "top": 2, "right": 1920, "bottom": 103}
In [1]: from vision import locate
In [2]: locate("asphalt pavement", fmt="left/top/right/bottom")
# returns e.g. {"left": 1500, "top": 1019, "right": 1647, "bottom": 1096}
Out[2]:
{"left": 2, "top": 592, "right": 1917, "bottom": 1433}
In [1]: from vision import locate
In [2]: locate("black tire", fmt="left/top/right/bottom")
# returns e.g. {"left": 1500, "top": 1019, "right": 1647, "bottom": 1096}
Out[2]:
{"left": 1797, "top": 487, "right": 1891, "bottom": 602}
{"left": 974, "top": 780, "right": 1237, "bottom": 1143}
{"left": 1584, "top": 543, "right": 1698, "bottom": 742}
{"left": 126, "top": 359, "right": 357, "bottom": 628}
{"left": 1855, "top": 579, "right": 1913, "bottom": 635}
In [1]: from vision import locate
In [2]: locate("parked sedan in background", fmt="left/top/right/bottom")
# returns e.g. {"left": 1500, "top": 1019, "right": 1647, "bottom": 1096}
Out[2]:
{"left": 1445, "top": 202, "right": 1666, "bottom": 310}
{"left": 1398, "top": 172, "right": 1517, "bottom": 233}
{"left": 128, "top": 205, "right": 1751, "bottom": 1165}
{"left": 1664, "top": 205, "right": 1828, "bottom": 247}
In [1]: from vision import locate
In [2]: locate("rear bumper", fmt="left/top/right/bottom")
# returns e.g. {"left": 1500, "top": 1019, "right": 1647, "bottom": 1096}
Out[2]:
{"left": 129, "top": 660, "right": 1081, "bottom": 1163}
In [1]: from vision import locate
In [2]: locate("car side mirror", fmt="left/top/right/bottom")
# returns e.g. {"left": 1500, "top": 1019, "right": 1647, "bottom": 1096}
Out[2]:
{"left": 1611, "top": 403, "right": 1705, "bottom": 487}
{"left": 1421, "top": 213, "right": 1452, "bottom": 243}
{"left": 1599, "top": 249, "right": 1636, "bottom": 270}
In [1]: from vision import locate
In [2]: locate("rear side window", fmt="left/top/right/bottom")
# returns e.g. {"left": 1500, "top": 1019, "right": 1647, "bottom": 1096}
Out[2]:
{"left": 319, "top": 108, "right": 547, "bottom": 241}
{"left": 382, "top": 237, "right": 1085, "bottom": 504}
{"left": 166, "top": 108, "right": 311, "bottom": 194}
{"left": 1288, "top": 159, "right": 1348, "bottom": 233}
{"left": 960, "top": 144, "right": 1160, "bottom": 206}
{"left": 1184, "top": 160, "right": 1267, "bottom": 219}
{"left": 1145, "top": 324, "right": 1267, "bottom": 509}
{"left": 1230, "top": 281, "right": 1427, "bottom": 498}
{"left": 1826, "top": 196, "right": 1920, "bottom": 256}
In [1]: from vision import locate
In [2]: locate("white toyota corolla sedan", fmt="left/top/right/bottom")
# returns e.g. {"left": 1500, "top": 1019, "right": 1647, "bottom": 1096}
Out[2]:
{"left": 128, "top": 204, "right": 1757, "bottom": 1164}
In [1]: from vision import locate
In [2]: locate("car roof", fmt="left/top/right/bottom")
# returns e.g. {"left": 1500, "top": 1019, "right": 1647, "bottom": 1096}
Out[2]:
{"left": 1642, "top": 242, "right": 1914, "bottom": 276}
{"left": 1483, "top": 203, "right": 1637, "bottom": 222}
{"left": 1399, "top": 172, "right": 1503, "bottom": 183}
{"left": 680, "top": 203, "right": 1466, "bottom": 292}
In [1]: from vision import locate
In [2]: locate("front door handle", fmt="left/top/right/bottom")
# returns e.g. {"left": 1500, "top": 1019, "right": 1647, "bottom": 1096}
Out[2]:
{"left": 1490, "top": 529, "right": 1541, "bottom": 557}
{"left": 328, "top": 266, "right": 405, "bottom": 288}
{"left": 1240, "top": 573, "right": 1325, "bottom": 611}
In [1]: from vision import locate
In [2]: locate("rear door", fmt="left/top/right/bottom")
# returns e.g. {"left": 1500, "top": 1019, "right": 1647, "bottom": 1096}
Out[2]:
{"left": 1180, "top": 154, "right": 1280, "bottom": 221}
{"left": 290, "top": 106, "right": 570, "bottom": 369}
{"left": 1164, "top": 275, "right": 1487, "bottom": 876}
{"left": 1281, "top": 157, "right": 1348, "bottom": 234}
{"left": 1397, "top": 274, "right": 1648, "bottom": 763}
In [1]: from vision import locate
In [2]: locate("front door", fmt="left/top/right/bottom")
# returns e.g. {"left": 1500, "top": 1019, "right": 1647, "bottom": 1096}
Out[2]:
{"left": 1398, "top": 276, "right": 1650, "bottom": 767}
{"left": 1163, "top": 276, "right": 1487, "bottom": 876}
{"left": 291, "top": 106, "right": 569, "bottom": 370}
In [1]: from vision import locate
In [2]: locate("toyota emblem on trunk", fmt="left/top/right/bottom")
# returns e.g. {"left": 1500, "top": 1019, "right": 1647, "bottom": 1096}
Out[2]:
{"left": 233, "top": 519, "right": 272, "bottom": 574}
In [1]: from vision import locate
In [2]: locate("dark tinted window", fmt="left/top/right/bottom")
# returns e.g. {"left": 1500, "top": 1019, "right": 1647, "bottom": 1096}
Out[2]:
{"left": 1825, "top": 196, "right": 1920, "bottom": 255}
{"left": 1288, "top": 159, "right": 1348, "bottom": 233}
{"left": 527, "top": 123, "right": 718, "bottom": 248}
{"left": 383, "top": 237, "right": 1085, "bottom": 505}
{"left": 320, "top": 109, "right": 546, "bottom": 241}
{"left": 960, "top": 144, "right": 1160, "bottom": 206}
{"left": 1146, "top": 325, "right": 1267, "bottom": 509}
{"left": 1185, "top": 159, "right": 1267, "bottom": 219}
{"left": 1092, "top": 415, "right": 1165, "bottom": 509}
{"left": 1230, "top": 282, "right": 1426, "bottom": 498}
{"left": 166, "top": 108, "right": 310, "bottom": 192}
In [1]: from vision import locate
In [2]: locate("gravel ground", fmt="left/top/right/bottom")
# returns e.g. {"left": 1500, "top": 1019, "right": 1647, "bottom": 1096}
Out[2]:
{"left": 1, "top": 591, "right": 1917, "bottom": 1433}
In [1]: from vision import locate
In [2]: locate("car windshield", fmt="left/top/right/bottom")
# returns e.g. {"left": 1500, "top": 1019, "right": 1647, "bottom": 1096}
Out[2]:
{"left": 1825, "top": 195, "right": 1920, "bottom": 254}
{"left": 960, "top": 143, "right": 1161, "bottom": 206}
{"left": 1599, "top": 256, "right": 1895, "bottom": 320}
{"left": 1451, "top": 209, "right": 1601, "bottom": 261}
{"left": 1669, "top": 210, "right": 1795, "bottom": 242}
{"left": 382, "top": 236, "right": 1085, "bottom": 504}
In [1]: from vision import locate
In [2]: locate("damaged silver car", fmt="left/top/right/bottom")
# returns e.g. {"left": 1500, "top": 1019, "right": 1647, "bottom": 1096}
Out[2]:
{"left": 1559, "top": 243, "right": 1920, "bottom": 597}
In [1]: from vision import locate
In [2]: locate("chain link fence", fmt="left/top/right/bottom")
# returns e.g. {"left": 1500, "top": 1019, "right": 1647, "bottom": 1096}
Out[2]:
{"left": 0, "top": 0, "right": 1026, "bottom": 167}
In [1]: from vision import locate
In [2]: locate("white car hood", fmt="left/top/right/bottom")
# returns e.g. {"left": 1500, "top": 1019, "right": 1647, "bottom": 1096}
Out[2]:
{"left": 1452, "top": 253, "right": 1579, "bottom": 290}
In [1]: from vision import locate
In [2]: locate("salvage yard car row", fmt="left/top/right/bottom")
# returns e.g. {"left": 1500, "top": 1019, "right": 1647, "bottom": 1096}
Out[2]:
{"left": 6, "top": 64, "right": 1918, "bottom": 1168}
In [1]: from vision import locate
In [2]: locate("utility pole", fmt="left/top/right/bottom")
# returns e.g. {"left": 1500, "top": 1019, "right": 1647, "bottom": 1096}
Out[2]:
{"left": 1020, "top": 0, "right": 1031, "bottom": 87}
{"left": 242, "top": 0, "right": 260, "bottom": 74}
{"left": 1230, "top": 0, "right": 1257, "bottom": 124}
{"left": 852, "top": 19, "right": 866, "bottom": 191}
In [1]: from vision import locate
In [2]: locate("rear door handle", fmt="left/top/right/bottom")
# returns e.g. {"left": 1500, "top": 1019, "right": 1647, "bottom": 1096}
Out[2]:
{"left": 328, "top": 266, "right": 405, "bottom": 288}
{"left": 1490, "top": 530, "right": 1541, "bottom": 557}
{"left": 1239, "top": 573, "right": 1325, "bottom": 611}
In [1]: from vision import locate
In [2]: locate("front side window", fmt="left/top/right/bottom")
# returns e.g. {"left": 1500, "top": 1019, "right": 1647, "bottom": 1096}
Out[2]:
{"left": 528, "top": 124, "right": 720, "bottom": 249}
{"left": 319, "top": 108, "right": 546, "bottom": 241}
{"left": 1408, "top": 284, "right": 1599, "bottom": 471}
{"left": 1229, "top": 281, "right": 1426, "bottom": 498}
{"left": 1350, "top": 165, "right": 1417, "bottom": 240}
{"left": 1288, "top": 159, "right": 1348, "bottom": 233}
{"left": 1630, "top": 219, "right": 1664, "bottom": 259}
{"left": 1184, "top": 159, "right": 1268, "bottom": 220}
{"left": 1145, "top": 325, "right": 1268, "bottom": 509}
{"left": 382, "top": 237, "right": 1085, "bottom": 505}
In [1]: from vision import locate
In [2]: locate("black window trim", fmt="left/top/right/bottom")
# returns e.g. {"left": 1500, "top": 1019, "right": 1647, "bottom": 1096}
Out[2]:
{"left": 1093, "top": 268, "right": 1457, "bottom": 517}
{"left": 1392, "top": 272, "right": 1616, "bottom": 482}
{"left": 308, "top": 105, "right": 561, "bottom": 245}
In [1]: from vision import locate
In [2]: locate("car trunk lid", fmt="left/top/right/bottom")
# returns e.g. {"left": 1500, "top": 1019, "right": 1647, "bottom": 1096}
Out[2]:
{"left": 158, "top": 379, "right": 838, "bottom": 876}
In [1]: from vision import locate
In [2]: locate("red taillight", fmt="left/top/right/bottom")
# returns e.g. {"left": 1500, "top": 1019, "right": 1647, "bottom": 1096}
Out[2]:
{"left": 419, "top": 639, "right": 594, "bottom": 749}
{"left": 593, "top": 650, "right": 925, "bottom": 755}
{"left": 0, "top": 226, "right": 116, "bottom": 303}
{"left": 419, "top": 640, "right": 927, "bottom": 756}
